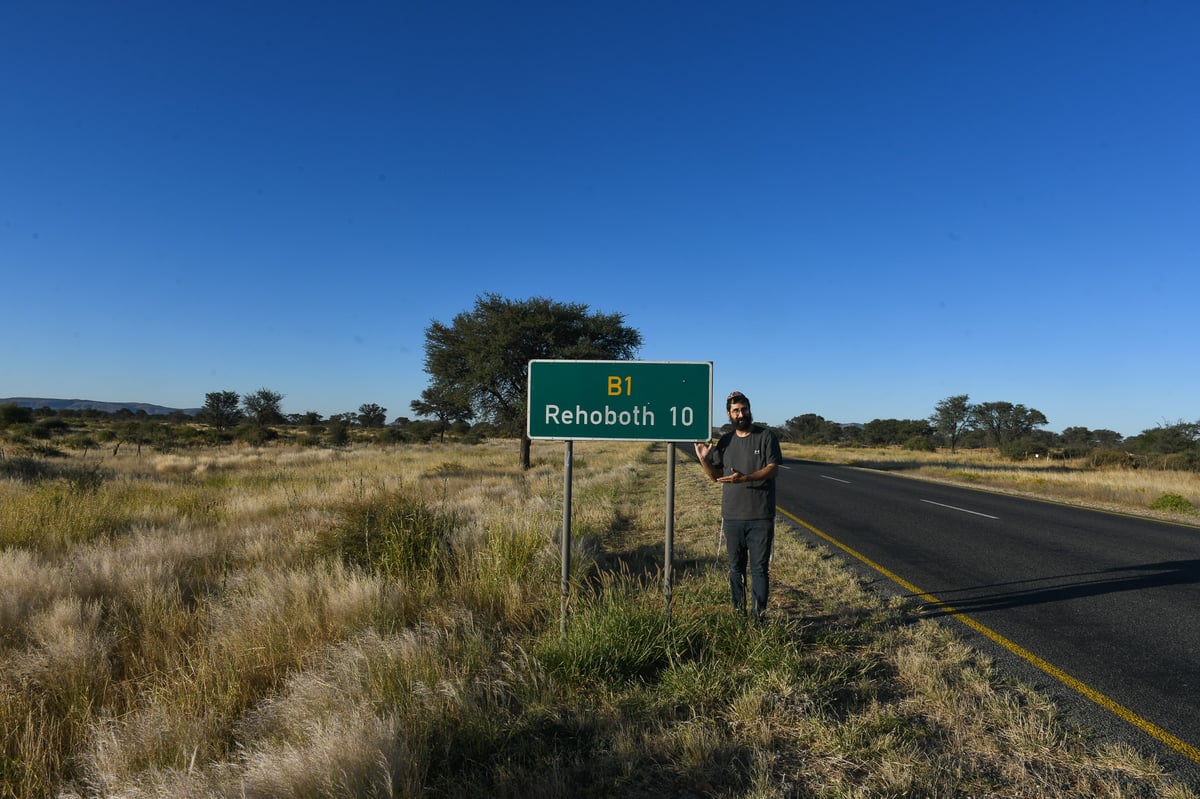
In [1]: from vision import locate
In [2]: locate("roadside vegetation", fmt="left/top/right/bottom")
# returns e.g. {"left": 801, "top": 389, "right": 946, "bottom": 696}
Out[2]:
{"left": 2, "top": 430, "right": 1196, "bottom": 798}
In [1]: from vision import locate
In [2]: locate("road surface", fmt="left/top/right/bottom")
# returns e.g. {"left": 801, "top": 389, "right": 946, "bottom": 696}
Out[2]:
{"left": 770, "top": 457, "right": 1200, "bottom": 785}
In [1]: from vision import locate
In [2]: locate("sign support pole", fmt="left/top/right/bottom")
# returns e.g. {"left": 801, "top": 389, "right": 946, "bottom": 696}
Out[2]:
{"left": 664, "top": 442, "right": 675, "bottom": 619}
{"left": 560, "top": 440, "right": 573, "bottom": 637}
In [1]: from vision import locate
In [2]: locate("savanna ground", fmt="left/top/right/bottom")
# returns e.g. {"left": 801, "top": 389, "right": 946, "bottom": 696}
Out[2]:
{"left": 1, "top": 438, "right": 1197, "bottom": 798}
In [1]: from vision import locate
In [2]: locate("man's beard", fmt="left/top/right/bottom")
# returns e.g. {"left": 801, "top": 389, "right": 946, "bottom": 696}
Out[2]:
{"left": 733, "top": 412, "right": 753, "bottom": 431}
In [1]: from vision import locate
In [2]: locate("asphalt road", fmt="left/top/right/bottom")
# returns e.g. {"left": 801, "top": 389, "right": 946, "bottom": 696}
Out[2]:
{"left": 771, "top": 457, "right": 1200, "bottom": 785}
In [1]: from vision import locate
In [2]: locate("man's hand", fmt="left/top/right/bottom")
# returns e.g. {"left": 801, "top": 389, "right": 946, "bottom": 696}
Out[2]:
{"left": 694, "top": 440, "right": 719, "bottom": 482}
{"left": 717, "top": 463, "right": 778, "bottom": 485}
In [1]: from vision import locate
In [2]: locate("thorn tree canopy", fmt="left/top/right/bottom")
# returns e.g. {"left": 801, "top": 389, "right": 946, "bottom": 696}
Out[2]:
{"left": 357, "top": 403, "right": 388, "bottom": 428}
{"left": 411, "top": 385, "right": 474, "bottom": 443}
{"left": 199, "top": 391, "right": 243, "bottom": 429}
{"left": 931, "top": 394, "right": 972, "bottom": 453}
{"left": 421, "top": 294, "right": 643, "bottom": 466}
{"left": 970, "top": 401, "right": 1048, "bottom": 447}
{"left": 242, "top": 388, "right": 285, "bottom": 428}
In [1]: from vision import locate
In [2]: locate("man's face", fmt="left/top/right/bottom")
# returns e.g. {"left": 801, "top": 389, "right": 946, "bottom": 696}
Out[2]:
{"left": 729, "top": 401, "right": 752, "bottom": 431}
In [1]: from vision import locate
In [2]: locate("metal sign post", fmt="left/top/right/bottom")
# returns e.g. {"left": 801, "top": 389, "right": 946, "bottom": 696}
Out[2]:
{"left": 528, "top": 360, "right": 712, "bottom": 629}
{"left": 664, "top": 442, "right": 676, "bottom": 618}
{"left": 561, "top": 440, "right": 572, "bottom": 637}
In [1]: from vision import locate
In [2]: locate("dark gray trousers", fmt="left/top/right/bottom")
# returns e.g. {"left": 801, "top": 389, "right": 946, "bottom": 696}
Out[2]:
{"left": 723, "top": 517, "right": 775, "bottom": 616}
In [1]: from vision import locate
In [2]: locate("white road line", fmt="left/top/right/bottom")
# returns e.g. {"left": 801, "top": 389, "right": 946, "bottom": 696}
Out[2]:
{"left": 921, "top": 499, "right": 999, "bottom": 520}
{"left": 821, "top": 474, "right": 851, "bottom": 484}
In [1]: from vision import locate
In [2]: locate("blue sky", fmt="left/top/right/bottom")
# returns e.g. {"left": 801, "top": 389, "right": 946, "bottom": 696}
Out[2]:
{"left": 3, "top": 2, "right": 1197, "bottom": 437}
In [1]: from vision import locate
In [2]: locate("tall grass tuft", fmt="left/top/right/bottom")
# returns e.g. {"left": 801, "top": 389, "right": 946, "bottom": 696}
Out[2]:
{"left": 327, "top": 490, "right": 459, "bottom": 580}
{"left": 539, "top": 570, "right": 673, "bottom": 686}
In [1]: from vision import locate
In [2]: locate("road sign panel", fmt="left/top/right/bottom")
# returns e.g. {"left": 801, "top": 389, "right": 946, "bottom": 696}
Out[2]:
{"left": 527, "top": 360, "right": 712, "bottom": 442}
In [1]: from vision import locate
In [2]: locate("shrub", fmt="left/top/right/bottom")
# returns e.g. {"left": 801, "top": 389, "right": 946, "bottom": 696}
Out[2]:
{"left": 327, "top": 420, "right": 349, "bottom": 446}
{"left": 460, "top": 428, "right": 488, "bottom": 444}
{"left": 0, "top": 403, "right": 34, "bottom": 427}
{"left": 377, "top": 427, "right": 406, "bottom": 444}
{"left": 1089, "top": 448, "right": 1134, "bottom": 469}
{"left": 0, "top": 458, "right": 107, "bottom": 491}
{"left": 1150, "top": 453, "right": 1199, "bottom": 472}
{"left": 902, "top": 436, "right": 935, "bottom": 452}
{"left": 1149, "top": 493, "right": 1195, "bottom": 513}
{"left": 32, "top": 418, "right": 71, "bottom": 439}
{"left": 1000, "top": 438, "right": 1048, "bottom": 461}
{"left": 61, "top": 463, "right": 107, "bottom": 493}
{"left": 1056, "top": 446, "right": 1090, "bottom": 460}
{"left": 0, "top": 456, "right": 52, "bottom": 482}
{"left": 236, "top": 424, "right": 279, "bottom": 445}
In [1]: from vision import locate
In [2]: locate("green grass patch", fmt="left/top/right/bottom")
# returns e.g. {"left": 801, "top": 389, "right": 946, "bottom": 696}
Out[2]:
{"left": 328, "top": 489, "right": 460, "bottom": 579}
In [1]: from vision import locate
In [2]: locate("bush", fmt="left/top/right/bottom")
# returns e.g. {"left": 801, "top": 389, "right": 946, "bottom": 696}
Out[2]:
{"left": 1057, "top": 446, "right": 1090, "bottom": 460}
{"left": 0, "top": 457, "right": 52, "bottom": 482}
{"left": 1149, "top": 493, "right": 1195, "bottom": 513}
{"left": 460, "top": 428, "right": 488, "bottom": 445}
{"left": 902, "top": 435, "right": 935, "bottom": 452}
{"left": 1150, "top": 453, "right": 1199, "bottom": 472}
{"left": 62, "top": 463, "right": 107, "bottom": 493}
{"left": 32, "top": 418, "right": 71, "bottom": 439}
{"left": 327, "top": 421, "right": 349, "bottom": 446}
{"left": 0, "top": 403, "right": 33, "bottom": 427}
{"left": 0, "top": 458, "right": 107, "bottom": 490}
{"left": 377, "top": 427, "right": 407, "bottom": 444}
{"left": 1000, "top": 437, "right": 1049, "bottom": 461}
{"left": 235, "top": 424, "right": 279, "bottom": 445}
{"left": 1089, "top": 448, "right": 1135, "bottom": 469}
{"left": 27, "top": 443, "right": 66, "bottom": 458}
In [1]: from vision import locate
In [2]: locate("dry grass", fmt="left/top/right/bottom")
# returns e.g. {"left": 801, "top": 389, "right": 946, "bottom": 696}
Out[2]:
{"left": 0, "top": 439, "right": 1195, "bottom": 798}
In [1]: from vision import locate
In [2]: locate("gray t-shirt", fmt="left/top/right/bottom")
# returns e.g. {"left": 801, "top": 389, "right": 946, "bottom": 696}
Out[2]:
{"left": 709, "top": 425, "right": 782, "bottom": 520}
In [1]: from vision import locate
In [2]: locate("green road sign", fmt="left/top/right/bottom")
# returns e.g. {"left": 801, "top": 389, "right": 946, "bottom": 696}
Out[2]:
{"left": 527, "top": 360, "right": 712, "bottom": 442}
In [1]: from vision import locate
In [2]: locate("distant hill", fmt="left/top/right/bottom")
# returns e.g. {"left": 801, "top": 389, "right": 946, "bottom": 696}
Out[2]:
{"left": 0, "top": 397, "right": 200, "bottom": 416}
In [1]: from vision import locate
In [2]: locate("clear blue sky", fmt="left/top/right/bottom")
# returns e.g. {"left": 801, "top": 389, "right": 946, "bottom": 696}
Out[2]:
{"left": 4, "top": 2, "right": 1197, "bottom": 437}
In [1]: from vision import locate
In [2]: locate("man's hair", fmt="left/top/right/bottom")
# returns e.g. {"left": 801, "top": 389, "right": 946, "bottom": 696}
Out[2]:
{"left": 726, "top": 391, "right": 750, "bottom": 411}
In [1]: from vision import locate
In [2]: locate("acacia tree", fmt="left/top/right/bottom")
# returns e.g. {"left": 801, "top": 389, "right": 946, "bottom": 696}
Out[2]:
{"left": 0, "top": 403, "right": 34, "bottom": 427}
{"left": 862, "top": 418, "right": 934, "bottom": 446}
{"left": 357, "top": 403, "right": 388, "bottom": 428}
{"left": 410, "top": 384, "right": 474, "bottom": 443}
{"left": 422, "top": 294, "right": 643, "bottom": 467}
{"left": 971, "top": 401, "right": 1048, "bottom": 447}
{"left": 242, "top": 388, "right": 285, "bottom": 428}
{"left": 781, "top": 413, "right": 841, "bottom": 444}
{"left": 199, "top": 391, "right": 243, "bottom": 430}
{"left": 931, "top": 394, "right": 972, "bottom": 453}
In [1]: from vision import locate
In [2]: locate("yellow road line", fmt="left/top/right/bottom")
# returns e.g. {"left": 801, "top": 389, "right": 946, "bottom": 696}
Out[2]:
{"left": 777, "top": 506, "right": 1200, "bottom": 764}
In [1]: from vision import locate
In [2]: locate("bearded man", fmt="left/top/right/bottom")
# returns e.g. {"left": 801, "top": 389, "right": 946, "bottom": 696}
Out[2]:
{"left": 694, "top": 391, "right": 783, "bottom": 618}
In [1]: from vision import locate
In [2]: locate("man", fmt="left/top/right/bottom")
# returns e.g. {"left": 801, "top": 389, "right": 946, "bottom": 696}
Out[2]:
{"left": 694, "top": 391, "right": 783, "bottom": 618}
